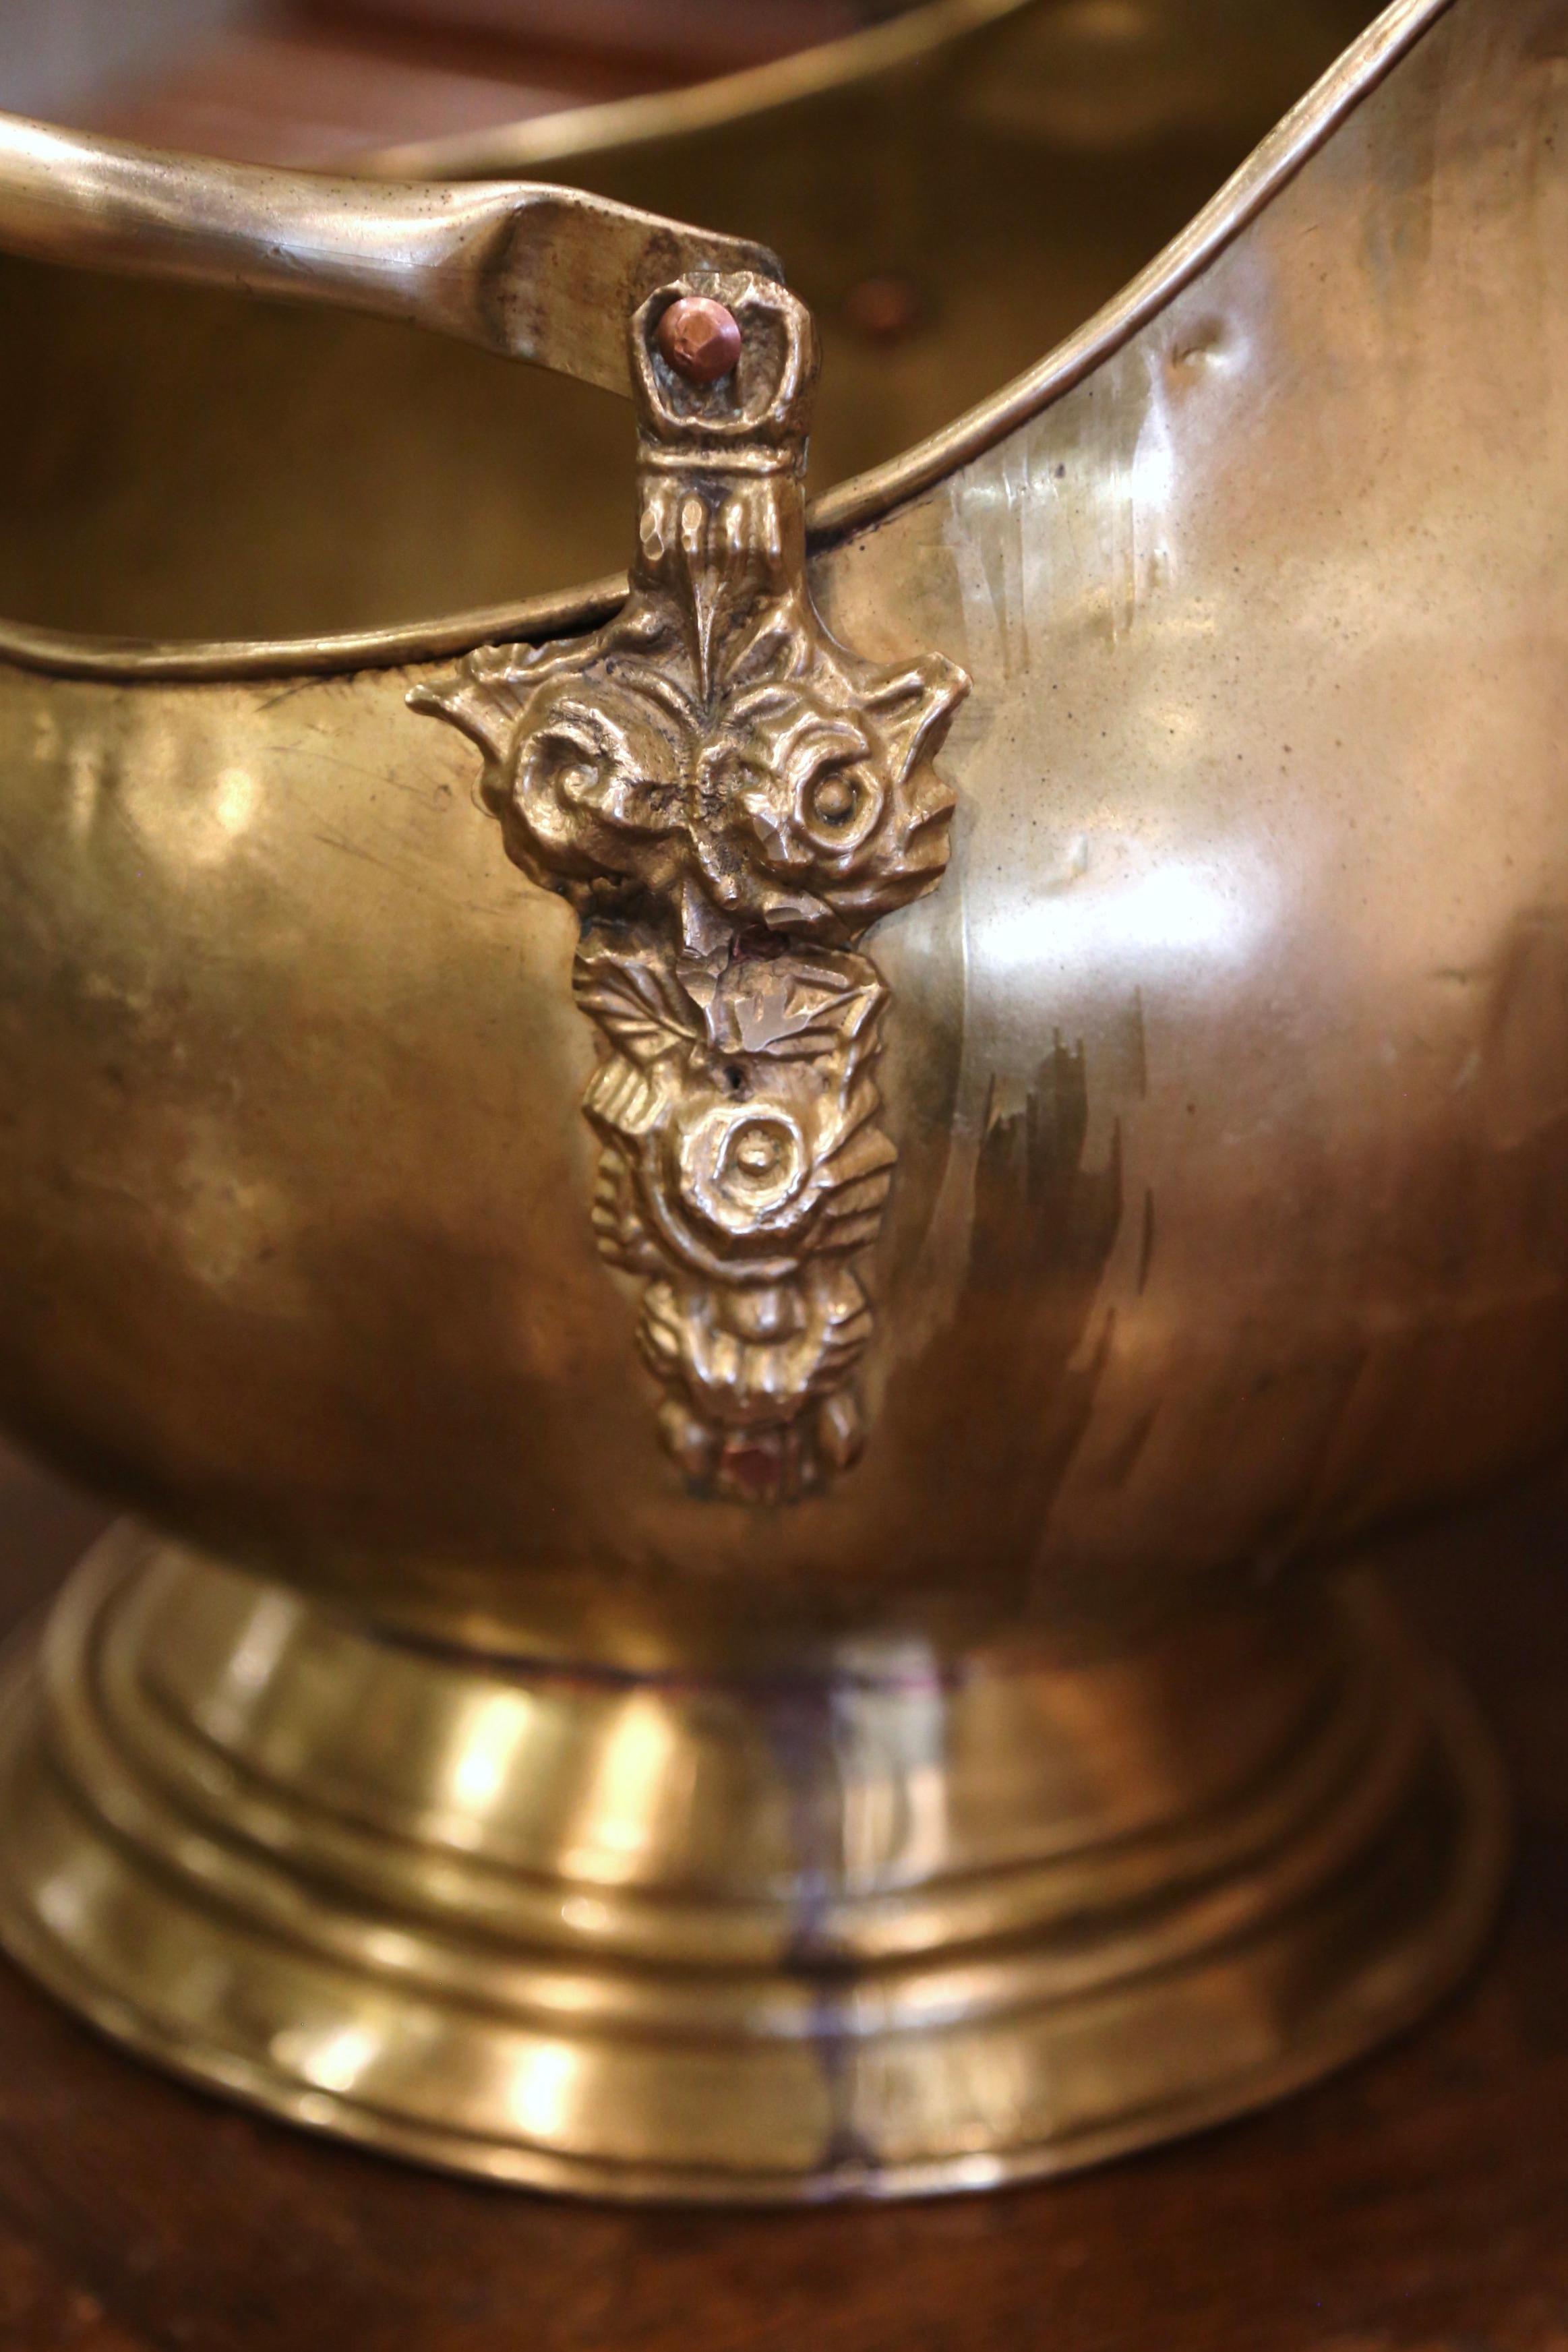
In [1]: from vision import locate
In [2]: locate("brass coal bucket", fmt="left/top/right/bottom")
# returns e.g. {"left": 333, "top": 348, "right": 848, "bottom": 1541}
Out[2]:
{"left": 0, "top": 0, "right": 1557, "bottom": 2200}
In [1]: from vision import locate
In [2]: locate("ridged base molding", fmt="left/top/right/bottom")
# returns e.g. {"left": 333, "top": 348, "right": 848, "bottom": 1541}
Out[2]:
{"left": 0, "top": 1526, "right": 1508, "bottom": 2203}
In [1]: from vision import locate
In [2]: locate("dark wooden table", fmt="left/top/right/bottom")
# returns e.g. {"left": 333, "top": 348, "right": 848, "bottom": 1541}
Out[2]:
{"left": 0, "top": 1444, "right": 1566, "bottom": 2351}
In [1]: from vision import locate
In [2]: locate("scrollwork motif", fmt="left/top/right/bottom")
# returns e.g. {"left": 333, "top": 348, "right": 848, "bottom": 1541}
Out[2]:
{"left": 413, "top": 272, "right": 967, "bottom": 1501}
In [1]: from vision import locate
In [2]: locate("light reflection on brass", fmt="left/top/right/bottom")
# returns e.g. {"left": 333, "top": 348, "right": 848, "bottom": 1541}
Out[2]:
{"left": 0, "top": 0, "right": 1554, "bottom": 2200}
{"left": 444, "top": 1688, "right": 539, "bottom": 1823}
{"left": 564, "top": 1697, "right": 689, "bottom": 1886}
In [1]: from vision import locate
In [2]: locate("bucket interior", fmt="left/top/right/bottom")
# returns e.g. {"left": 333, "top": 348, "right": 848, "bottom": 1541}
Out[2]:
{"left": 0, "top": 0, "right": 1386, "bottom": 643}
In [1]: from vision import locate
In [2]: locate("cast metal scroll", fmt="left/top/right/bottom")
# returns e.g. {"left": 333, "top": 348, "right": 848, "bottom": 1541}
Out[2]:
{"left": 413, "top": 274, "right": 967, "bottom": 1501}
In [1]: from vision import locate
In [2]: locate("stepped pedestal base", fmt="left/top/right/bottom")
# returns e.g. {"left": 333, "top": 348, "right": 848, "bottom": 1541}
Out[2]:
{"left": 0, "top": 1525, "right": 1508, "bottom": 2202}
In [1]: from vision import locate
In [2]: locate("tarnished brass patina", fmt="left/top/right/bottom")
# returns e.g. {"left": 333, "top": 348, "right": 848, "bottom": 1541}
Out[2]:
{"left": 0, "top": 0, "right": 1558, "bottom": 2199}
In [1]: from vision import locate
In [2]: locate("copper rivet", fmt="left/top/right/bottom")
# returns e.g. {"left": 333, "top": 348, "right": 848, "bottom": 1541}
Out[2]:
{"left": 656, "top": 296, "right": 742, "bottom": 385}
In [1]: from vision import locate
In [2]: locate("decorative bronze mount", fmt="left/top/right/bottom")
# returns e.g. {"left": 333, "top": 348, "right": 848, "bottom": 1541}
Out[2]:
{"left": 413, "top": 274, "right": 968, "bottom": 1501}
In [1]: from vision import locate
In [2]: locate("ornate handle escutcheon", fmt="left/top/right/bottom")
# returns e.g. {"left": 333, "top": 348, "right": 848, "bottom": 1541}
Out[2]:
{"left": 413, "top": 274, "right": 969, "bottom": 1502}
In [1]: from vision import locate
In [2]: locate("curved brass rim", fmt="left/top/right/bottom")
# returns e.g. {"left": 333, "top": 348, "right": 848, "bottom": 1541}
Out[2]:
{"left": 356, "top": 0, "right": 1042, "bottom": 182}
{"left": 0, "top": 0, "right": 1456, "bottom": 684}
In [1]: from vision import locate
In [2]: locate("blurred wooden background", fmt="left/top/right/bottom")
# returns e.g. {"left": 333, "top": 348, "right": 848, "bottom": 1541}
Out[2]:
{"left": 0, "top": 0, "right": 898, "bottom": 165}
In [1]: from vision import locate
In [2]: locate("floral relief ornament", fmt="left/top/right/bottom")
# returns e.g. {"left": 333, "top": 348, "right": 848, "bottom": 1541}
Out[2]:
{"left": 413, "top": 271, "right": 968, "bottom": 1501}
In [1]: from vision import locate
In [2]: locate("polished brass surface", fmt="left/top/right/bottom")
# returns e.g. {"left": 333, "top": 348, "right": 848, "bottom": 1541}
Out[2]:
{"left": 0, "top": 1528, "right": 1506, "bottom": 2200}
{"left": 0, "top": 0, "right": 1559, "bottom": 2196}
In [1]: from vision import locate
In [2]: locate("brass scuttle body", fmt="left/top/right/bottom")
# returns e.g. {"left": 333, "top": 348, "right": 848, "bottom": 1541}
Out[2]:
{"left": 0, "top": 0, "right": 1557, "bottom": 2198}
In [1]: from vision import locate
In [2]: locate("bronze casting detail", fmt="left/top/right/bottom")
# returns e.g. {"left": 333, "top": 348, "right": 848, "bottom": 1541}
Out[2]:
{"left": 414, "top": 274, "right": 968, "bottom": 1500}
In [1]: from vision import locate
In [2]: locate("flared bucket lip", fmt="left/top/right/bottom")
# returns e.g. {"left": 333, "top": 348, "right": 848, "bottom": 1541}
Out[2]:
{"left": 0, "top": 0, "right": 1454, "bottom": 684}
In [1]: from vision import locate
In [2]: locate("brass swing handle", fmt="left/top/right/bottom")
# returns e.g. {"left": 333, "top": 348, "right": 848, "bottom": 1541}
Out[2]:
{"left": 0, "top": 111, "right": 780, "bottom": 400}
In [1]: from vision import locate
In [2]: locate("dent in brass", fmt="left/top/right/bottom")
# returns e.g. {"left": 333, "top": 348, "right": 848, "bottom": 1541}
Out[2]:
{"left": 414, "top": 275, "right": 967, "bottom": 1499}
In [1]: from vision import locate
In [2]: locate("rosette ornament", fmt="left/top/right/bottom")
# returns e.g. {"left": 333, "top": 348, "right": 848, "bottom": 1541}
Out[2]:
{"left": 413, "top": 272, "right": 968, "bottom": 1499}
{"left": 576, "top": 932, "right": 893, "bottom": 1495}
